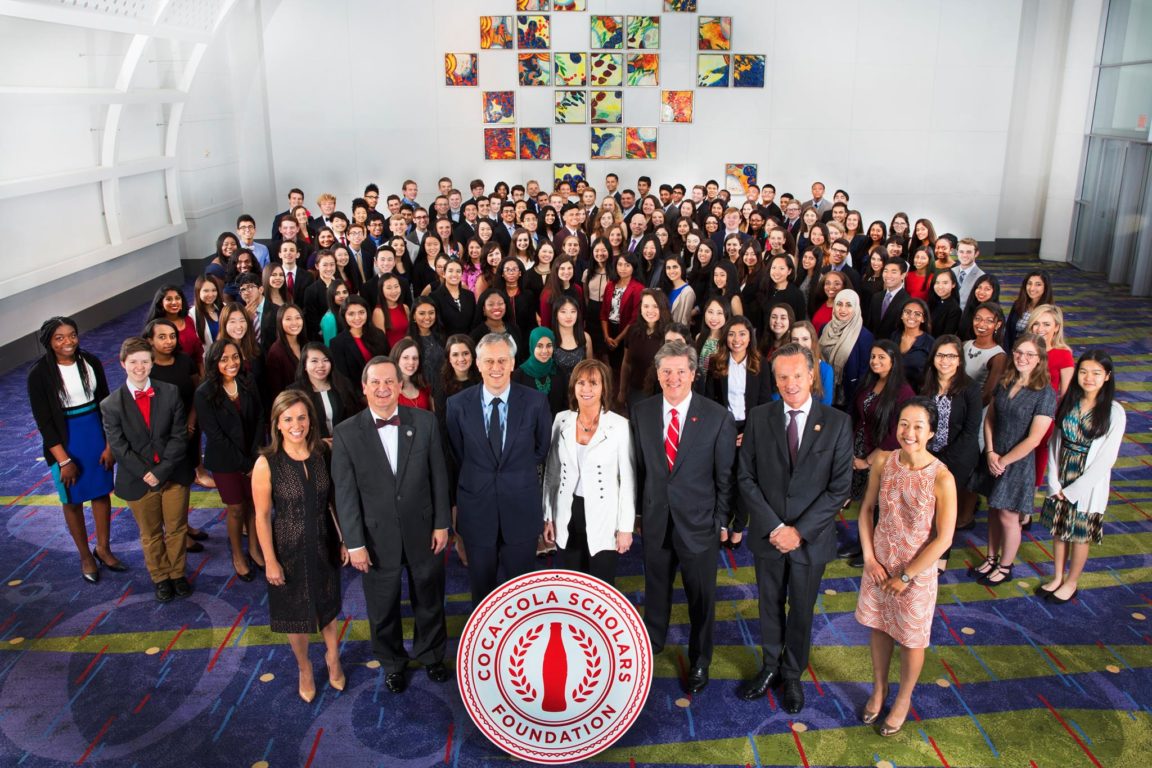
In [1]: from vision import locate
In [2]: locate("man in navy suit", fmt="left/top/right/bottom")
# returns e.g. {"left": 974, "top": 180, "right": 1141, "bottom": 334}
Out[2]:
{"left": 446, "top": 333, "right": 552, "bottom": 604}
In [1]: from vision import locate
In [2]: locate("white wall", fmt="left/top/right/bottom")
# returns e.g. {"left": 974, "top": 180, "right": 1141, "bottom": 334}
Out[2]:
{"left": 262, "top": 0, "right": 1032, "bottom": 242}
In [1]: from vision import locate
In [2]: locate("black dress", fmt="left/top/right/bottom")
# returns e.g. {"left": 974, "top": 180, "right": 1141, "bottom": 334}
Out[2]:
{"left": 266, "top": 449, "right": 343, "bottom": 634}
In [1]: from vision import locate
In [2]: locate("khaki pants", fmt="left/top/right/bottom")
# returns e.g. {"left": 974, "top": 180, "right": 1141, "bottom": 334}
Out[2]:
{"left": 127, "top": 482, "right": 190, "bottom": 583}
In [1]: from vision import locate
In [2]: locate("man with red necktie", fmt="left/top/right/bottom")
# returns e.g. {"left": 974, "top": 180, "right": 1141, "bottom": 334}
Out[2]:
{"left": 631, "top": 340, "right": 735, "bottom": 695}
{"left": 101, "top": 337, "right": 193, "bottom": 603}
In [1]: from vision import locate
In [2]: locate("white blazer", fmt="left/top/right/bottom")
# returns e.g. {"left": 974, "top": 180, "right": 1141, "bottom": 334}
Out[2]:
{"left": 543, "top": 410, "right": 635, "bottom": 557}
{"left": 1047, "top": 401, "right": 1126, "bottom": 515}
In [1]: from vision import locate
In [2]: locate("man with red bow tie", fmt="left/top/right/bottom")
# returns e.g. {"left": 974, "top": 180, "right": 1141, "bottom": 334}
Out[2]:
{"left": 101, "top": 337, "right": 193, "bottom": 603}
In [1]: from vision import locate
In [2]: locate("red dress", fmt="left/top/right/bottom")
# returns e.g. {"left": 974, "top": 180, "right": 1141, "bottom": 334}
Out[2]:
{"left": 176, "top": 318, "right": 204, "bottom": 368}
{"left": 812, "top": 303, "right": 833, "bottom": 336}
{"left": 384, "top": 305, "right": 410, "bottom": 348}
{"left": 1036, "top": 346, "right": 1075, "bottom": 484}
{"left": 399, "top": 387, "right": 432, "bottom": 411}
{"left": 904, "top": 271, "right": 934, "bottom": 302}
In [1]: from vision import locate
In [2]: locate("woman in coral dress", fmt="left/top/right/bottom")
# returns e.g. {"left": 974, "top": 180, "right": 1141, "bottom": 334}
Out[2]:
{"left": 855, "top": 397, "right": 957, "bottom": 736}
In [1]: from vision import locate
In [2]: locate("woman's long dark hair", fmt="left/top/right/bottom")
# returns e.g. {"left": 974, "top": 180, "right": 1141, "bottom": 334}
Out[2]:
{"left": 1055, "top": 349, "right": 1115, "bottom": 440}
{"left": 441, "top": 334, "right": 481, "bottom": 397}
{"left": 858, "top": 339, "right": 908, "bottom": 447}
{"left": 921, "top": 335, "right": 971, "bottom": 397}
{"left": 1010, "top": 270, "right": 1053, "bottom": 316}
{"left": 549, "top": 294, "right": 586, "bottom": 345}
{"left": 292, "top": 341, "right": 360, "bottom": 408}
{"left": 145, "top": 284, "right": 188, "bottom": 324}
{"left": 710, "top": 316, "right": 761, "bottom": 377}
{"left": 38, "top": 316, "right": 94, "bottom": 405}
{"left": 202, "top": 338, "right": 254, "bottom": 406}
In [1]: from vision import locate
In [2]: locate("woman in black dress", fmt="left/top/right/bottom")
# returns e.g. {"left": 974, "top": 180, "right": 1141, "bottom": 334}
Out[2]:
{"left": 27, "top": 317, "right": 121, "bottom": 583}
{"left": 429, "top": 259, "right": 476, "bottom": 336}
{"left": 252, "top": 390, "right": 348, "bottom": 702}
{"left": 291, "top": 342, "right": 362, "bottom": 444}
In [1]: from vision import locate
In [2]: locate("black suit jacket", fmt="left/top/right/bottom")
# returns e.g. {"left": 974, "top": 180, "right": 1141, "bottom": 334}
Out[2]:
{"left": 445, "top": 383, "right": 551, "bottom": 548}
{"left": 429, "top": 284, "right": 477, "bottom": 337}
{"left": 101, "top": 381, "right": 191, "bottom": 500}
{"left": 282, "top": 266, "right": 313, "bottom": 307}
{"left": 193, "top": 377, "right": 264, "bottom": 473}
{"left": 631, "top": 394, "right": 736, "bottom": 556}
{"left": 332, "top": 407, "right": 450, "bottom": 567}
{"left": 698, "top": 365, "right": 773, "bottom": 427}
{"left": 867, "top": 287, "right": 911, "bottom": 340}
{"left": 737, "top": 400, "right": 853, "bottom": 564}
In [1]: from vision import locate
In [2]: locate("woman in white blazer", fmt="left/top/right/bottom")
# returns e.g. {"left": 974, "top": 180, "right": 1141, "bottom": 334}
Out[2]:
{"left": 543, "top": 359, "right": 635, "bottom": 585}
{"left": 1039, "top": 350, "right": 1126, "bottom": 605}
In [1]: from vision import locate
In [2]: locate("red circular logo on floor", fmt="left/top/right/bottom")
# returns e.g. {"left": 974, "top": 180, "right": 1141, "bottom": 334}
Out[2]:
{"left": 457, "top": 570, "right": 653, "bottom": 764}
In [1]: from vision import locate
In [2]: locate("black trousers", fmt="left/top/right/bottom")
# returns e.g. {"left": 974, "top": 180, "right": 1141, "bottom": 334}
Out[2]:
{"left": 753, "top": 554, "right": 825, "bottom": 680}
{"left": 643, "top": 521, "right": 717, "bottom": 668}
{"left": 557, "top": 495, "right": 619, "bottom": 585}
{"left": 466, "top": 529, "right": 537, "bottom": 606}
{"left": 362, "top": 544, "right": 446, "bottom": 675}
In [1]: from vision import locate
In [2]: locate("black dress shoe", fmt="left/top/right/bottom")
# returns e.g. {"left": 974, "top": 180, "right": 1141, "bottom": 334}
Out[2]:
{"left": 82, "top": 569, "right": 99, "bottom": 585}
{"left": 837, "top": 544, "right": 862, "bottom": 560}
{"left": 186, "top": 541, "right": 205, "bottom": 554}
{"left": 737, "top": 668, "right": 781, "bottom": 700}
{"left": 684, "top": 665, "right": 709, "bottom": 695}
{"left": 154, "top": 579, "right": 175, "bottom": 603}
{"left": 187, "top": 528, "right": 209, "bottom": 542}
{"left": 848, "top": 552, "right": 866, "bottom": 568}
{"left": 172, "top": 577, "right": 193, "bottom": 598}
{"left": 93, "top": 548, "right": 129, "bottom": 573}
{"left": 384, "top": 671, "right": 407, "bottom": 694}
{"left": 234, "top": 565, "right": 255, "bottom": 583}
{"left": 426, "top": 662, "right": 451, "bottom": 683}
{"left": 780, "top": 679, "right": 805, "bottom": 714}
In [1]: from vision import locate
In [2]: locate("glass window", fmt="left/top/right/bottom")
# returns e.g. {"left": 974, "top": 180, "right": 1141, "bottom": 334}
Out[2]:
{"left": 1091, "top": 63, "right": 1152, "bottom": 139}
{"left": 1101, "top": 0, "right": 1152, "bottom": 65}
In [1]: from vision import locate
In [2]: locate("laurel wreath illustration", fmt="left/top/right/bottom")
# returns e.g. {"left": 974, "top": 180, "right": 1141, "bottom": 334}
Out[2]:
{"left": 508, "top": 625, "right": 544, "bottom": 702}
{"left": 506, "top": 623, "right": 603, "bottom": 705}
{"left": 568, "top": 625, "right": 602, "bottom": 703}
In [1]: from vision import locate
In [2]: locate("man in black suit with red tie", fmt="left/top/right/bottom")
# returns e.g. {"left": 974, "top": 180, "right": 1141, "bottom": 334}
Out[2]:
{"left": 632, "top": 340, "right": 736, "bottom": 695}
{"left": 736, "top": 343, "right": 852, "bottom": 713}
{"left": 333, "top": 357, "right": 451, "bottom": 694}
{"left": 552, "top": 203, "right": 590, "bottom": 265}
{"left": 276, "top": 240, "right": 312, "bottom": 306}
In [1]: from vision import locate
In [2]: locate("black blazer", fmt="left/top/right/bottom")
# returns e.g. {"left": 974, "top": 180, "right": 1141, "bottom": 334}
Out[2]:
{"left": 302, "top": 279, "right": 335, "bottom": 342}
{"left": 193, "top": 377, "right": 264, "bottom": 473}
{"left": 296, "top": 385, "right": 356, "bottom": 440}
{"left": 867, "top": 287, "right": 911, "bottom": 340}
{"left": 27, "top": 351, "right": 110, "bottom": 464}
{"left": 929, "top": 381, "right": 982, "bottom": 485}
{"left": 737, "top": 400, "right": 853, "bottom": 563}
{"left": 430, "top": 284, "right": 477, "bottom": 337}
{"left": 631, "top": 394, "right": 736, "bottom": 556}
{"left": 281, "top": 265, "right": 313, "bottom": 306}
{"left": 821, "top": 265, "right": 862, "bottom": 293}
{"left": 258, "top": 299, "right": 282, "bottom": 353}
{"left": 329, "top": 331, "right": 386, "bottom": 386}
{"left": 332, "top": 406, "right": 451, "bottom": 566}
{"left": 698, "top": 362, "right": 774, "bottom": 427}
{"left": 760, "top": 283, "right": 809, "bottom": 323}
{"left": 931, "top": 297, "right": 962, "bottom": 338}
{"left": 101, "top": 381, "right": 191, "bottom": 500}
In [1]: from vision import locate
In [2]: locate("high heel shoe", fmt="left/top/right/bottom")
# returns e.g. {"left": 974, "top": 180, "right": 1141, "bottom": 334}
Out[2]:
{"left": 860, "top": 707, "right": 881, "bottom": 725}
{"left": 299, "top": 666, "right": 316, "bottom": 703}
{"left": 327, "top": 653, "right": 346, "bottom": 692}
{"left": 81, "top": 569, "right": 100, "bottom": 585}
{"left": 93, "top": 548, "right": 128, "bottom": 573}
{"left": 233, "top": 557, "right": 254, "bottom": 583}
{"left": 878, "top": 719, "right": 904, "bottom": 737}
{"left": 967, "top": 555, "right": 997, "bottom": 578}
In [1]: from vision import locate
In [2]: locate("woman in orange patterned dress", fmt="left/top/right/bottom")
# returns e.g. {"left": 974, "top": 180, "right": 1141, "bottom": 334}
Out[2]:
{"left": 855, "top": 397, "right": 957, "bottom": 736}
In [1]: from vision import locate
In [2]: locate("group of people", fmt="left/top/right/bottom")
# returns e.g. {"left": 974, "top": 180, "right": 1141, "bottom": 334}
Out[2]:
{"left": 27, "top": 173, "right": 1125, "bottom": 734}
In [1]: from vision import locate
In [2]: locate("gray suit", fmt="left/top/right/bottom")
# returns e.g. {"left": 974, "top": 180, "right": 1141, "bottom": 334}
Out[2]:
{"left": 332, "top": 406, "right": 450, "bottom": 673}
{"left": 738, "top": 399, "right": 852, "bottom": 680}
{"left": 631, "top": 393, "right": 735, "bottom": 667}
{"left": 100, "top": 381, "right": 191, "bottom": 501}
{"left": 952, "top": 263, "right": 986, "bottom": 309}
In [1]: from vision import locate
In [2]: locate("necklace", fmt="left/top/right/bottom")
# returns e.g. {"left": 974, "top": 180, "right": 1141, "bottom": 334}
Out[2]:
{"left": 577, "top": 413, "right": 599, "bottom": 434}
{"left": 223, "top": 381, "right": 239, "bottom": 399}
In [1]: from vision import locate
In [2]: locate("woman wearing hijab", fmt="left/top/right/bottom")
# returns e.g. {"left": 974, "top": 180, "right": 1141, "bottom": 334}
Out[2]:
{"left": 27, "top": 317, "right": 122, "bottom": 583}
{"left": 820, "top": 289, "right": 875, "bottom": 409}
{"left": 513, "top": 327, "right": 568, "bottom": 416}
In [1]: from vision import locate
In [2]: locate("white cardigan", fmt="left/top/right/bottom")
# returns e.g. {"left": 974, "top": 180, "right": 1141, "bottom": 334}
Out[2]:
{"left": 1047, "top": 401, "right": 1126, "bottom": 515}
{"left": 543, "top": 410, "right": 636, "bottom": 557}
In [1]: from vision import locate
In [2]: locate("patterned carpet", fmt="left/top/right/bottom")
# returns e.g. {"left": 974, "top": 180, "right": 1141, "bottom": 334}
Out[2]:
{"left": 0, "top": 254, "right": 1149, "bottom": 767}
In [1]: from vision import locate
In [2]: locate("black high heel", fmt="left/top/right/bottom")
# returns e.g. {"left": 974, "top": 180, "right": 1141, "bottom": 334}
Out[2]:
{"left": 92, "top": 548, "right": 128, "bottom": 573}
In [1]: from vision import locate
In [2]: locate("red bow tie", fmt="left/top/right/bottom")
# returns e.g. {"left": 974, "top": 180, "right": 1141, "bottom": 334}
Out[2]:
{"left": 134, "top": 388, "right": 155, "bottom": 401}
{"left": 375, "top": 415, "right": 400, "bottom": 429}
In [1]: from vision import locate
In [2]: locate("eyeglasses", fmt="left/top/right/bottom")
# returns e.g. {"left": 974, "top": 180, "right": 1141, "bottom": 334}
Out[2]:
{"left": 831, "top": 248, "right": 849, "bottom": 254}
{"left": 902, "top": 309, "right": 924, "bottom": 318}
{"left": 1014, "top": 350, "right": 1039, "bottom": 360}
{"left": 934, "top": 352, "right": 959, "bottom": 360}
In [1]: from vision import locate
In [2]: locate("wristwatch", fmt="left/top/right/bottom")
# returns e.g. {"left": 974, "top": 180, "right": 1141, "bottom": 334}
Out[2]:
{"left": 899, "top": 572, "right": 911, "bottom": 584}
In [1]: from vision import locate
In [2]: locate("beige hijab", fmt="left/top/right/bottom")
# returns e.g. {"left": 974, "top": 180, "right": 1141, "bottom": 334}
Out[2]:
{"left": 819, "top": 288, "right": 863, "bottom": 384}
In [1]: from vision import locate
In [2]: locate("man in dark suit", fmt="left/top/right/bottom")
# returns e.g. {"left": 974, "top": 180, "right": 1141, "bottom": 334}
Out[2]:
{"left": 333, "top": 357, "right": 451, "bottom": 694}
{"left": 552, "top": 203, "right": 591, "bottom": 264}
{"left": 632, "top": 340, "right": 736, "bottom": 695}
{"left": 276, "top": 240, "right": 312, "bottom": 306}
{"left": 270, "top": 187, "right": 305, "bottom": 239}
{"left": 445, "top": 333, "right": 552, "bottom": 604}
{"left": 100, "top": 337, "right": 192, "bottom": 603}
{"left": 821, "top": 238, "right": 862, "bottom": 293}
{"left": 736, "top": 343, "right": 852, "bottom": 713}
{"left": 867, "top": 257, "right": 911, "bottom": 339}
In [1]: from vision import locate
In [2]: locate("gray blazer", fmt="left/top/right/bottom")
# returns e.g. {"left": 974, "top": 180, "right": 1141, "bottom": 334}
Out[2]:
{"left": 331, "top": 406, "right": 450, "bottom": 567}
{"left": 737, "top": 399, "right": 853, "bottom": 565}
{"left": 100, "top": 381, "right": 191, "bottom": 501}
{"left": 631, "top": 394, "right": 736, "bottom": 556}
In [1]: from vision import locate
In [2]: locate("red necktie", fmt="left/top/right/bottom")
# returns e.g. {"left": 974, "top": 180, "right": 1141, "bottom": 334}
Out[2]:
{"left": 665, "top": 408, "right": 680, "bottom": 471}
{"left": 135, "top": 388, "right": 159, "bottom": 460}
{"left": 286, "top": 270, "right": 295, "bottom": 298}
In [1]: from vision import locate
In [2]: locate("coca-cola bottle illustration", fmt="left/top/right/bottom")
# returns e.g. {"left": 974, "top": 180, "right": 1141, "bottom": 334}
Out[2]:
{"left": 540, "top": 622, "right": 568, "bottom": 712}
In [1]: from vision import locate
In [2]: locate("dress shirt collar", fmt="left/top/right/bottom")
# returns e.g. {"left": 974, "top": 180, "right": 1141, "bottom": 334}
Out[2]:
{"left": 662, "top": 393, "right": 692, "bottom": 420}
{"left": 128, "top": 378, "right": 152, "bottom": 396}
{"left": 482, "top": 385, "right": 511, "bottom": 406}
{"left": 368, "top": 406, "right": 399, "bottom": 424}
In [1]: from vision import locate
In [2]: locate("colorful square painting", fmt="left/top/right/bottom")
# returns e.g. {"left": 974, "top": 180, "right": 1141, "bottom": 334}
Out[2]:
{"left": 626, "top": 53, "right": 659, "bottom": 86}
{"left": 517, "top": 0, "right": 549, "bottom": 10}
{"left": 626, "top": 127, "right": 658, "bottom": 159}
{"left": 698, "top": 16, "right": 732, "bottom": 50}
{"left": 660, "top": 90, "right": 693, "bottom": 123}
{"left": 725, "top": 163, "right": 758, "bottom": 195}
{"left": 480, "top": 16, "right": 514, "bottom": 49}
{"left": 733, "top": 54, "right": 766, "bottom": 88}
{"left": 590, "top": 15, "right": 623, "bottom": 49}
{"left": 517, "top": 15, "right": 550, "bottom": 49}
{"left": 519, "top": 127, "right": 552, "bottom": 160}
{"left": 664, "top": 0, "right": 696, "bottom": 11}
{"left": 518, "top": 52, "right": 552, "bottom": 86}
{"left": 697, "top": 53, "right": 730, "bottom": 87}
{"left": 554, "top": 90, "right": 588, "bottom": 124}
{"left": 626, "top": 16, "right": 660, "bottom": 49}
{"left": 589, "top": 89, "right": 623, "bottom": 124}
{"left": 484, "top": 128, "right": 516, "bottom": 160}
{"left": 554, "top": 163, "right": 587, "bottom": 187}
{"left": 552, "top": 0, "right": 585, "bottom": 10}
{"left": 554, "top": 53, "right": 587, "bottom": 87}
{"left": 590, "top": 127, "right": 624, "bottom": 160}
{"left": 589, "top": 53, "right": 623, "bottom": 86}
{"left": 444, "top": 53, "right": 478, "bottom": 86}
{"left": 483, "top": 91, "right": 515, "bottom": 124}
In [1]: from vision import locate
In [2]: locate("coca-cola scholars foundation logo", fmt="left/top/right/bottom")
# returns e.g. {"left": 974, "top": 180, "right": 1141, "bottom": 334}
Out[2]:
{"left": 457, "top": 570, "right": 653, "bottom": 764}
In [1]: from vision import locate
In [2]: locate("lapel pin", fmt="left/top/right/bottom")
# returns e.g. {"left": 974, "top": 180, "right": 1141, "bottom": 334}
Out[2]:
{"left": 405, "top": 429, "right": 413, "bottom": 438}
{"left": 690, "top": 416, "right": 698, "bottom": 423}
{"left": 813, "top": 424, "right": 822, "bottom": 432}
